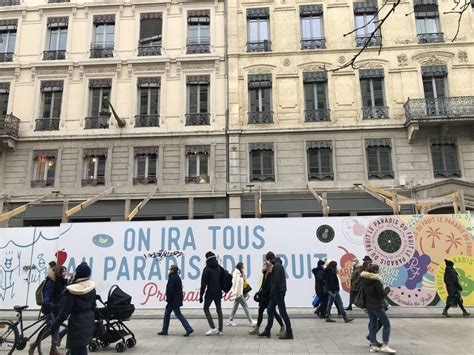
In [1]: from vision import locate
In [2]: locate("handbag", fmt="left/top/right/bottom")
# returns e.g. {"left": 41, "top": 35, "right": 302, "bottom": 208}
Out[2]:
{"left": 243, "top": 285, "right": 252, "bottom": 295}
{"left": 312, "top": 294, "right": 320, "bottom": 308}
{"left": 253, "top": 291, "right": 261, "bottom": 302}
{"left": 354, "top": 288, "right": 366, "bottom": 309}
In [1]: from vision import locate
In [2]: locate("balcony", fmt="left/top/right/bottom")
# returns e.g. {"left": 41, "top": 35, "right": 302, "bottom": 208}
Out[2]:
{"left": 134, "top": 114, "right": 159, "bottom": 127}
{"left": 0, "top": 52, "right": 14, "bottom": 62}
{"left": 138, "top": 44, "right": 161, "bottom": 56}
{"left": 82, "top": 177, "right": 105, "bottom": 186}
{"left": 305, "top": 109, "right": 330, "bottom": 122}
{"left": 417, "top": 33, "right": 444, "bottom": 44}
{"left": 248, "top": 111, "right": 273, "bottom": 124}
{"left": 186, "top": 38, "right": 210, "bottom": 54}
{"left": 0, "top": 114, "right": 20, "bottom": 151}
{"left": 90, "top": 42, "right": 114, "bottom": 58}
{"left": 308, "top": 172, "right": 334, "bottom": 181}
{"left": 185, "top": 113, "right": 210, "bottom": 126}
{"left": 185, "top": 175, "right": 209, "bottom": 184}
{"left": 247, "top": 40, "right": 271, "bottom": 53}
{"left": 35, "top": 118, "right": 60, "bottom": 131}
{"left": 368, "top": 170, "right": 394, "bottom": 180}
{"left": 133, "top": 176, "right": 157, "bottom": 185}
{"left": 301, "top": 38, "right": 326, "bottom": 50}
{"left": 356, "top": 35, "right": 381, "bottom": 47}
{"left": 31, "top": 179, "right": 55, "bottom": 188}
{"left": 362, "top": 106, "right": 389, "bottom": 119}
{"left": 250, "top": 174, "right": 274, "bottom": 182}
{"left": 85, "top": 112, "right": 111, "bottom": 129}
{"left": 43, "top": 50, "right": 66, "bottom": 61}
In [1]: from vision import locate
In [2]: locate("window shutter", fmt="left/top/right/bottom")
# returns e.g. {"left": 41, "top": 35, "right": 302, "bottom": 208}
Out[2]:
{"left": 188, "top": 155, "right": 197, "bottom": 176}
{"left": 378, "top": 148, "right": 392, "bottom": 172}
{"left": 97, "top": 156, "right": 106, "bottom": 178}
{"left": 431, "top": 144, "right": 444, "bottom": 173}
{"left": 140, "top": 17, "right": 162, "bottom": 42}
{"left": 199, "top": 155, "right": 208, "bottom": 176}
{"left": 136, "top": 155, "right": 146, "bottom": 177}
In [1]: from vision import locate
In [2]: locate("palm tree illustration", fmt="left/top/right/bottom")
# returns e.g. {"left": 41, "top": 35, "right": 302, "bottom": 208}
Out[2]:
{"left": 445, "top": 232, "right": 462, "bottom": 254}
{"left": 425, "top": 226, "right": 442, "bottom": 248}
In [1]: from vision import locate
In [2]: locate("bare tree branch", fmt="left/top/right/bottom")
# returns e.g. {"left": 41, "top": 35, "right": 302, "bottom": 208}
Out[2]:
{"left": 444, "top": 0, "right": 470, "bottom": 42}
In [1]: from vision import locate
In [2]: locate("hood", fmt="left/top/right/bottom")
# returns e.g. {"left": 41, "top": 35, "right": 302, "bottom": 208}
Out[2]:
{"left": 360, "top": 271, "right": 382, "bottom": 282}
{"left": 66, "top": 279, "right": 95, "bottom": 295}
{"left": 206, "top": 258, "right": 219, "bottom": 269}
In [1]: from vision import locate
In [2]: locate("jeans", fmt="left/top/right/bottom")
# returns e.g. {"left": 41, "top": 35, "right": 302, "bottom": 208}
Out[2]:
{"left": 257, "top": 304, "right": 283, "bottom": 328}
{"left": 367, "top": 308, "right": 390, "bottom": 344}
{"left": 46, "top": 313, "right": 59, "bottom": 348}
{"left": 162, "top": 304, "right": 193, "bottom": 333}
{"left": 326, "top": 291, "right": 346, "bottom": 316}
{"left": 203, "top": 296, "right": 223, "bottom": 332}
{"left": 265, "top": 291, "right": 292, "bottom": 332}
{"left": 229, "top": 296, "right": 253, "bottom": 322}
{"left": 69, "top": 346, "right": 88, "bottom": 355}
{"left": 316, "top": 292, "right": 328, "bottom": 316}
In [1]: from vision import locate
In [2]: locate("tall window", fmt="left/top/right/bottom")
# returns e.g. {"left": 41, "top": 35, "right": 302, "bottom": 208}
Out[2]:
{"left": 431, "top": 138, "right": 461, "bottom": 178}
{"left": 415, "top": 1, "right": 443, "bottom": 43}
{"left": 36, "top": 81, "right": 63, "bottom": 131}
{"left": 249, "top": 143, "right": 274, "bottom": 182}
{"left": 0, "top": 83, "right": 9, "bottom": 116}
{"left": 422, "top": 65, "right": 448, "bottom": 116}
{"left": 0, "top": 19, "right": 17, "bottom": 62}
{"left": 32, "top": 151, "right": 57, "bottom": 188}
{"left": 134, "top": 148, "right": 158, "bottom": 184}
{"left": 303, "top": 72, "right": 329, "bottom": 121}
{"left": 365, "top": 139, "right": 394, "bottom": 179}
{"left": 86, "top": 79, "right": 111, "bottom": 129}
{"left": 307, "top": 141, "right": 333, "bottom": 180}
{"left": 300, "top": 5, "right": 325, "bottom": 49}
{"left": 186, "top": 146, "right": 210, "bottom": 184}
{"left": 91, "top": 15, "right": 115, "bottom": 58}
{"left": 248, "top": 74, "right": 272, "bottom": 124}
{"left": 353, "top": 1, "right": 380, "bottom": 47}
{"left": 44, "top": 17, "right": 68, "bottom": 60}
{"left": 359, "top": 69, "right": 388, "bottom": 119}
{"left": 187, "top": 10, "right": 210, "bottom": 54}
{"left": 0, "top": 1, "right": 20, "bottom": 6}
{"left": 138, "top": 13, "right": 162, "bottom": 56}
{"left": 82, "top": 149, "right": 107, "bottom": 186}
{"left": 186, "top": 75, "right": 210, "bottom": 125}
{"left": 136, "top": 77, "right": 160, "bottom": 127}
{"left": 247, "top": 8, "right": 270, "bottom": 52}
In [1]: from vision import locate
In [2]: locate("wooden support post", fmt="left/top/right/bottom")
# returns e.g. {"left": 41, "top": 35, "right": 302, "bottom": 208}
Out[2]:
{"left": 124, "top": 199, "right": 131, "bottom": 221}
{"left": 62, "top": 200, "right": 69, "bottom": 223}
{"left": 458, "top": 190, "right": 466, "bottom": 213}
{"left": 188, "top": 197, "right": 194, "bottom": 220}
{"left": 127, "top": 186, "right": 158, "bottom": 221}
{"left": 254, "top": 192, "right": 261, "bottom": 218}
{"left": 0, "top": 193, "right": 52, "bottom": 223}
{"left": 0, "top": 200, "right": 5, "bottom": 228}
{"left": 392, "top": 191, "right": 399, "bottom": 215}
{"left": 452, "top": 192, "right": 460, "bottom": 214}
{"left": 322, "top": 192, "right": 329, "bottom": 217}
{"left": 65, "top": 187, "right": 113, "bottom": 218}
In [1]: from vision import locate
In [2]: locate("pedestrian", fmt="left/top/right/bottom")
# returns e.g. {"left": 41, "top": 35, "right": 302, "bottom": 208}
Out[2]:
{"left": 158, "top": 265, "right": 194, "bottom": 336}
{"left": 226, "top": 262, "right": 257, "bottom": 327}
{"left": 312, "top": 259, "right": 327, "bottom": 318}
{"left": 258, "top": 252, "right": 293, "bottom": 340}
{"left": 360, "top": 264, "right": 396, "bottom": 353}
{"left": 249, "top": 261, "right": 285, "bottom": 336}
{"left": 199, "top": 251, "right": 224, "bottom": 336}
{"left": 348, "top": 257, "right": 372, "bottom": 311}
{"left": 49, "top": 262, "right": 96, "bottom": 355}
{"left": 442, "top": 259, "right": 470, "bottom": 317}
{"left": 324, "top": 261, "right": 354, "bottom": 323}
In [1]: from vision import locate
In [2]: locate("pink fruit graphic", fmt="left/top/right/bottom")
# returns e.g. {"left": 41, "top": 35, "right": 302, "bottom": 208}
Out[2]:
{"left": 353, "top": 220, "right": 366, "bottom": 236}
{"left": 387, "top": 286, "right": 438, "bottom": 307}
{"left": 338, "top": 246, "right": 356, "bottom": 292}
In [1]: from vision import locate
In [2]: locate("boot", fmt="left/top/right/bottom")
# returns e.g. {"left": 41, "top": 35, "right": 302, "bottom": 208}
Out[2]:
{"left": 276, "top": 326, "right": 285, "bottom": 337}
{"left": 343, "top": 313, "right": 354, "bottom": 323}
{"left": 462, "top": 311, "right": 470, "bottom": 316}
{"left": 345, "top": 306, "right": 352, "bottom": 311}
{"left": 57, "top": 335, "right": 63, "bottom": 348}
{"left": 278, "top": 329, "right": 293, "bottom": 340}
{"left": 49, "top": 345, "right": 63, "bottom": 355}
{"left": 248, "top": 326, "right": 259, "bottom": 335}
{"left": 442, "top": 309, "right": 451, "bottom": 317}
{"left": 258, "top": 328, "right": 271, "bottom": 338}
{"left": 325, "top": 315, "right": 336, "bottom": 322}
{"left": 28, "top": 342, "right": 37, "bottom": 355}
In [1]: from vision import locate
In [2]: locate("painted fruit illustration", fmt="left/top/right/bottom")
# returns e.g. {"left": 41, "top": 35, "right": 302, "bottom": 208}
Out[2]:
{"left": 377, "top": 230, "right": 402, "bottom": 254}
{"left": 387, "top": 286, "right": 438, "bottom": 307}
{"left": 55, "top": 249, "right": 68, "bottom": 266}
{"left": 342, "top": 217, "right": 371, "bottom": 245}
{"left": 338, "top": 246, "right": 356, "bottom": 292}
{"left": 353, "top": 220, "right": 366, "bottom": 236}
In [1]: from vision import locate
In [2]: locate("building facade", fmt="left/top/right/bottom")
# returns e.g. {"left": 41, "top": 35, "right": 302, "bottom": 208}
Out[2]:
{"left": 0, "top": 0, "right": 473, "bottom": 226}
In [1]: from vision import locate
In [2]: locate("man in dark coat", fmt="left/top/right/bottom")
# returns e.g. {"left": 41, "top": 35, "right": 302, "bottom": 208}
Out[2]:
{"left": 312, "top": 260, "right": 327, "bottom": 318}
{"left": 324, "top": 261, "right": 353, "bottom": 323}
{"left": 199, "top": 251, "right": 223, "bottom": 335}
{"left": 158, "top": 265, "right": 193, "bottom": 336}
{"left": 50, "top": 262, "right": 96, "bottom": 355}
{"left": 442, "top": 259, "right": 470, "bottom": 317}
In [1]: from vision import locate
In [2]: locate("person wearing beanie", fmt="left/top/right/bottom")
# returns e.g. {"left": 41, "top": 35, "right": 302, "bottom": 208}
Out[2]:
{"left": 200, "top": 251, "right": 224, "bottom": 335}
{"left": 50, "top": 262, "right": 96, "bottom": 355}
{"left": 312, "top": 259, "right": 327, "bottom": 318}
{"left": 442, "top": 259, "right": 470, "bottom": 317}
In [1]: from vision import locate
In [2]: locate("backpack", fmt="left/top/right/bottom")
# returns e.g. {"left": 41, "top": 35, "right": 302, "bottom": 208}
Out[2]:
{"left": 220, "top": 267, "right": 233, "bottom": 293}
{"left": 35, "top": 279, "right": 47, "bottom": 306}
{"left": 354, "top": 287, "right": 366, "bottom": 309}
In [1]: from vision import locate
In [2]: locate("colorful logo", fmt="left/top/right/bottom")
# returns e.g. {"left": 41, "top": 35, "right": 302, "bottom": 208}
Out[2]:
{"left": 92, "top": 234, "right": 114, "bottom": 248}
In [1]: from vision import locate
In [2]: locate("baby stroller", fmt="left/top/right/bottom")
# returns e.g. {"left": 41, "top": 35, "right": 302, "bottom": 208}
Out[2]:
{"left": 89, "top": 285, "right": 136, "bottom": 353}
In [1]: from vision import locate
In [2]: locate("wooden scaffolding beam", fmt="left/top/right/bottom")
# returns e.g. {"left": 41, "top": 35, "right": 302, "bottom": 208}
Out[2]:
{"left": 127, "top": 186, "right": 158, "bottom": 221}
{"left": 0, "top": 193, "right": 53, "bottom": 223}
{"left": 65, "top": 187, "right": 114, "bottom": 218}
{"left": 307, "top": 184, "right": 330, "bottom": 216}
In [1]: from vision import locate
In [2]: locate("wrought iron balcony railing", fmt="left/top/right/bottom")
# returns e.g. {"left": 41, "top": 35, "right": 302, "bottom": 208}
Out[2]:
{"left": 185, "top": 175, "right": 210, "bottom": 184}
{"left": 308, "top": 172, "right": 334, "bottom": 181}
{"left": 185, "top": 113, "right": 210, "bottom": 126}
{"left": 248, "top": 111, "right": 273, "bottom": 124}
{"left": 43, "top": 50, "right": 66, "bottom": 60}
{"left": 0, "top": 52, "right": 14, "bottom": 62}
{"left": 0, "top": 114, "right": 20, "bottom": 138}
{"left": 84, "top": 112, "right": 111, "bottom": 129}
{"left": 82, "top": 177, "right": 105, "bottom": 186}
{"left": 356, "top": 35, "right": 382, "bottom": 47}
{"left": 247, "top": 40, "right": 272, "bottom": 53}
{"left": 35, "top": 118, "right": 60, "bottom": 131}
{"left": 133, "top": 176, "right": 157, "bottom": 185}
{"left": 301, "top": 38, "right": 326, "bottom": 50}
{"left": 90, "top": 42, "right": 114, "bottom": 58}
{"left": 186, "top": 38, "right": 210, "bottom": 54}
{"left": 417, "top": 33, "right": 444, "bottom": 44}
{"left": 138, "top": 45, "right": 161, "bottom": 56}
{"left": 31, "top": 179, "right": 55, "bottom": 188}
{"left": 404, "top": 97, "right": 474, "bottom": 121}
{"left": 48, "top": 0, "right": 70, "bottom": 3}
{"left": 305, "top": 109, "right": 330, "bottom": 122}
{"left": 434, "top": 169, "right": 461, "bottom": 178}
{"left": 368, "top": 170, "right": 394, "bottom": 179}
{"left": 134, "top": 114, "right": 159, "bottom": 127}
{"left": 250, "top": 174, "right": 275, "bottom": 182}
{"left": 362, "top": 106, "right": 389, "bottom": 119}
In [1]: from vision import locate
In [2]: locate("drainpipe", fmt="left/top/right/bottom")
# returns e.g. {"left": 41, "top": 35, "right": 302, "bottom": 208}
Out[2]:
{"left": 224, "top": 0, "right": 230, "bottom": 218}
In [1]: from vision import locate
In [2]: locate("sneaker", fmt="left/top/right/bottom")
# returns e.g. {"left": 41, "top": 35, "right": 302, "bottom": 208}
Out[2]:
{"left": 380, "top": 345, "right": 396, "bottom": 353}
{"left": 442, "top": 310, "right": 451, "bottom": 317}
{"left": 217, "top": 331, "right": 224, "bottom": 335}
{"left": 226, "top": 320, "right": 238, "bottom": 326}
{"left": 463, "top": 312, "right": 470, "bottom": 317}
{"left": 366, "top": 336, "right": 382, "bottom": 347}
{"left": 370, "top": 345, "right": 381, "bottom": 353}
{"left": 157, "top": 331, "right": 168, "bottom": 335}
{"left": 183, "top": 329, "right": 193, "bottom": 337}
{"left": 249, "top": 320, "right": 257, "bottom": 327}
{"left": 205, "top": 328, "right": 218, "bottom": 336}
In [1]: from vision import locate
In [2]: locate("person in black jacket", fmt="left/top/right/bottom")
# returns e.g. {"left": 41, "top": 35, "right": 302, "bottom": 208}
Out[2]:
{"left": 312, "top": 260, "right": 327, "bottom": 318}
{"left": 324, "top": 261, "right": 353, "bottom": 323}
{"left": 258, "top": 252, "right": 293, "bottom": 340}
{"left": 442, "top": 259, "right": 470, "bottom": 317}
{"left": 50, "top": 262, "right": 96, "bottom": 355}
{"left": 158, "top": 265, "right": 193, "bottom": 336}
{"left": 199, "top": 251, "right": 223, "bottom": 335}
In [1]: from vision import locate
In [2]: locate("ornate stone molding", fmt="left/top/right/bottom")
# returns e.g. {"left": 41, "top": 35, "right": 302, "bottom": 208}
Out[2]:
{"left": 181, "top": 62, "right": 215, "bottom": 71}
{"left": 35, "top": 67, "right": 69, "bottom": 76}
{"left": 458, "top": 50, "right": 468, "bottom": 63}
{"left": 300, "top": 63, "right": 329, "bottom": 72}
{"left": 412, "top": 51, "right": 454, "bottom": 66}
{"left": 84, "top": 66, "right": 117, "bottom": 74}
{"left": 247, "top": 67, "right": 273, "bottom": 75}
{"left": 397, "top": 53, "right": 408, "bottom": 67}
{"left": 132, "top": 64, "right": 166, "bottom": 73}
{"left": 0, "top": 69, "right": 16, "bottom": 78}
{"left": 356, "top": 61, "right": 385, "bottom": 69}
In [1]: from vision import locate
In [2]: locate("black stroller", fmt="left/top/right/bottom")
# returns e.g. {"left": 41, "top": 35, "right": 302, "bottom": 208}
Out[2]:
{"left": 89, "top": 285, "right": 136, "bottom": 353}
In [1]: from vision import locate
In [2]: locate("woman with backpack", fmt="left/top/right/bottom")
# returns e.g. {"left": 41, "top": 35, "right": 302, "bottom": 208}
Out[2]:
{"left": 324, "top": 261, "right": 354, "bottom": 323}
{"left": 226, "top": 262, "right": 257, "bottom": 327}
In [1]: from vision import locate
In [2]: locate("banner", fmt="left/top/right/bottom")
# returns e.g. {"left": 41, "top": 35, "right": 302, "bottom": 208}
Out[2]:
{"left": 0, "top": 214, "right": 472, "bottom": 309}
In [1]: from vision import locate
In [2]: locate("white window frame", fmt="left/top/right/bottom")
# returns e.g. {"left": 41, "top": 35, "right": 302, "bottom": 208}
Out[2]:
{"left": 134, "top": 154, "right": 157, "bottom": 178}
{"left": 33, "top": 156, "right": 56, "bottom": 182}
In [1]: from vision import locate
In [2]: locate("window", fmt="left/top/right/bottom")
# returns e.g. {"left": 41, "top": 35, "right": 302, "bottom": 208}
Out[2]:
{"left": 186, "top": 146, "right": 210, "bottom": 184}
{"left": 0, "top": 83, "right": 9, "bottom": 116}
{"left": 249, "top": 143, "right": 274, "bottom": 182}
{"left": 0, "top": 19, "right": 17, "bottom": 62}
{"left": 303, "top": 72, "right": 329, "bottom": 121}
{"left": 138, "top": 13, "right": 162, "bottom": 56}
{"left": 86, "top": 79, "right": 111, "bottom": 129}
{"left": 431, "top": 138, "right": 461, "bottom": 178}
{"left": 247, "top": 8, "right": 271, "bottom": 52}
{"left": 300, "top": 5, "right": 325, "bottom": 49}
{"left": 422, "top": 65, "right": 448, "bottom": 116}
{"left": 415, "top": 1, "right": 443, "bottom": 43}
{"left": 248, "top": 74, "right": 272, "bottom": 123}
{"left": 134, "top": 148, "right": 158, "bottom": 184}
{"left": 44, "top": 17, "right": 68, "bottom": 60}
{"left": 187, "top": 10, "right": 210, "bottom": 54}
{"left": 48, "top": 1, "right": 70, "bottom": 3}
{"left": 353, "top": 1, "right": 381, "bottom": 47}
{"left": 307, "top": 141, "right": 333, "bottom": 180}
{"left": 36, "top": 81, "right": 63, "bottom": 131}
{"left": 91, "top": 15, "right": 115, "bottom": 58}
{"left": 365, "top": 139, "right": 394, "bottom": 179}
{"left": 186, "top": 75, "right": 210, "bottom": 125}
{"left": 359, "top": 69, "right": 388, "bottom": 119}
{"left": 82, "top": 149, "right": 107, "bottom": 186}
{"left": 0, "top": 1, "right": 20, "bottom": 6}
{"left": 136, "top": 78, "right": 160, "bottom": 127}
{"left": 32, "top": 151, "right": 57, "bottom": 188}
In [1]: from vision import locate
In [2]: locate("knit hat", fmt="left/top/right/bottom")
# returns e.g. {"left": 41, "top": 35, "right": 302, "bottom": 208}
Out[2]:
{"left": 49, "top": 261, "right": 57, "bottom": 268}
{"left": 362, "top": 255, "right": 372, "bottom": 262}
{"left": 75, "top": 262, "right": 91, "bottom": 279}
{"left": 205, "top": 251, "right": 216, "bottom": 261}
{"left": 317, "top": 260, "right": 325, "bottom": 266}
{"left": 445, "top": 259, "right": 454, "bottom": 267}
{"left": 265, "top": 251, "right": 276, "bottom": 261}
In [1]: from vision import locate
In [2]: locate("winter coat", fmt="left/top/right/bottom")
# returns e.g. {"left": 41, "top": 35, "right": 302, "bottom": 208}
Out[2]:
{"left": 312, "top": 266, "right": 326, "bottom": 296}
{"left": 200, "top": 258, "right": 222, "bottom": 300}
{"left": 231, "top": 269, "right": 244, "bottom": 297}
{"left": 270, "top": 257, "right": 287, "bottom": 294}
{"left": 166, "top": 272, "right": 184, "bottom": 308}
{"left": 258, "top": 270, "right": 273, "bottom": 307}
{"left": 324, "top": 268, "right": 340, "bottom": 293}
{"left": 50, "top": 278, "right": 96, "bottom": 349}
{"left": 359, "top": 271, "right": 390, "bottom": 310}
{"left": 350, "top": 264, "right": 363, "bottom": 291}
{"left": 444, "top": 265, "right": 462, "bottom": 295}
